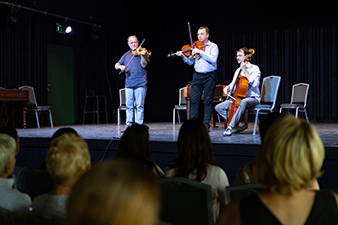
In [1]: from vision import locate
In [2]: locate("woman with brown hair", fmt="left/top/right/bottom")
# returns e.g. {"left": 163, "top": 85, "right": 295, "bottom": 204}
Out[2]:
{"left": 115, "top": 123, "right": 164, "bottom": 178}
{"left": 165, "top": 118, "right": 229, "bottom": 222}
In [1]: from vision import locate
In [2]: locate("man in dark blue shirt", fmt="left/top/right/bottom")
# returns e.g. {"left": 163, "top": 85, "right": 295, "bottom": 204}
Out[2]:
{"left": 115, "top": 36, "right": 150, "bottom": 132}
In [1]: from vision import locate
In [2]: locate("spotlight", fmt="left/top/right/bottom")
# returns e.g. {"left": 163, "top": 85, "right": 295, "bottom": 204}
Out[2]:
{"left": 64, "top": 25, "right": 72, "bottom": 33}
{"left": 56, "top": 22, "right": 72, "bottom": 34}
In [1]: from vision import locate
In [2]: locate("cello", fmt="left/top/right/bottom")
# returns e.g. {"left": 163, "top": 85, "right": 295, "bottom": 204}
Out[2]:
{"left": 226, "top": 48, "right": 255, "bottom": 127}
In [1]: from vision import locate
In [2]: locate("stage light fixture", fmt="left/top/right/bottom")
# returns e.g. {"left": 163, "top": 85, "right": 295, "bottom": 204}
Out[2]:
{"left": 56, "top": 22, "right": 72, "bottom": 34}
{"left": 64, "top": 25, "right": 72, "bottom": 33}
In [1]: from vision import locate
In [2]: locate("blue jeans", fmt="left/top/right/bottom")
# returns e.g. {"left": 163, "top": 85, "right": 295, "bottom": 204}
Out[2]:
{"left": 215, "top": 97, "right": 259, "bottom": 128}
{"left": 125, "top": 87, "right": 147, "bottom": 126}
{"left": 191, "top": 71, "right": 216, "bottom": 128}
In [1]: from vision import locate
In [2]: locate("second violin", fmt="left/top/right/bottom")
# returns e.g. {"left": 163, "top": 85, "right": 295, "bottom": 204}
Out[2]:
{"left": 167, "top": 40, "right": 204, "bottom": 58}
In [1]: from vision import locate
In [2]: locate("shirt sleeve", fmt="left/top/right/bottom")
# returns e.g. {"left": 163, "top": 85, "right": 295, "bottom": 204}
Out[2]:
{"left": 248, "top": 65, "right": 261, "bottom": 88}
{"left": 199, "top": 43, "right": 219, "bottom": 65}
{"left": 217, "top": 168, "right": 229, "bottom": 208}
{"left": 181, "top": 55, "right": 195, "bottom": 66}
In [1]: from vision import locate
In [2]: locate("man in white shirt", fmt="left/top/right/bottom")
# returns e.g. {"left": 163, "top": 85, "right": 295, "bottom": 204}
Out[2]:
{"left": 215, "top": 47, "right": 261, "bottom": 136}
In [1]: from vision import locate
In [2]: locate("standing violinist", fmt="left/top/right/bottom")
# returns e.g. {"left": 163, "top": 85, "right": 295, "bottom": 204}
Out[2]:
{"left": 176, "top": 26, "right": 219, "bottom": 131}
{"left": 215, "top": 47, "right": 261, "bottom": 136}
{"left": 115, "top": 35, "right": 150, "bottom": 132}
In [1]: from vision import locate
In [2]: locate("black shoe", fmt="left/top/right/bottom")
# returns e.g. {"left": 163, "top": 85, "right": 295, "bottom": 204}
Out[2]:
{"left": 233, "top": 125, "right": 247, "bottom": 134}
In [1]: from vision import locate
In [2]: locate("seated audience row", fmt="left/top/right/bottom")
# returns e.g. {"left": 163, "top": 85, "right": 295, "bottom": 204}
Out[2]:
{"left": 3, "top": 115, "right": 338, "bottom": 225}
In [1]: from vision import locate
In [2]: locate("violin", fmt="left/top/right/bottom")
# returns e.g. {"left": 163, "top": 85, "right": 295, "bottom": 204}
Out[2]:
{"left": 132, "top": 47, "right": 151, "bottom": 56}
{"left": 167, "top": 40, "right": 205, "bottom": 58}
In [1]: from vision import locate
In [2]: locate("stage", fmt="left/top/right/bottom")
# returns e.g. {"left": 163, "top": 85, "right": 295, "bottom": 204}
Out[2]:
{"left": 16, "top": 121, "right": 338, "bottom": 189}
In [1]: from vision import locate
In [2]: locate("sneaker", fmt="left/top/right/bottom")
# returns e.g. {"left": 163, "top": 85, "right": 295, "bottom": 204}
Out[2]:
{"left": 222, "top": 127, "right": 233, "bottom": 136}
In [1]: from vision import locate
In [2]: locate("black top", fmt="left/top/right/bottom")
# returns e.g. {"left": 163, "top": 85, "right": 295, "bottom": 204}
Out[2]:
{"left": 240, "top": 190, "right": 338, "bottom": 225}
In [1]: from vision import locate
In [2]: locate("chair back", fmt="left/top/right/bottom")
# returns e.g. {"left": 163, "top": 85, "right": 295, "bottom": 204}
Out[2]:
{"left": 119, "top": 88, "right": 126, "bottom": 107}
{"left": 290, "top": 83, "right": 309, "bottom": 107}
{"left": 85, "top": 89, "right": 96, "bottom": 97}
{"left": 0, "top": 207, "right": 12, "bottom": 225}
{"left": 19, "top": 85, "right": 38, "bottom": 106}
{"left": 25, "top": 170, "right": 53, "bottom": 199}
{"left": 159, "top": 177, "right": 213, "bottom": 225}
{"left": 11, "top": 210, "right": 65, "bottom": 225}
{"left": 178, "top": 88, "right": 186, "bottom": 105}
{"left": 225, "top": 183, "right": 266, "bottom": 204}
{"left": 260, "top": 76, "right": 281, "bottom": 109}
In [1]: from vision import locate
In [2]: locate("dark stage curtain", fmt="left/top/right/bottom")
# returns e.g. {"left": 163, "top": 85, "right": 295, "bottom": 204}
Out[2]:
{"left": 216, "top": 25, "right": 337, "bottom": 121}
{"left": 1, "top": 11, "right": 337, "bottom": 123}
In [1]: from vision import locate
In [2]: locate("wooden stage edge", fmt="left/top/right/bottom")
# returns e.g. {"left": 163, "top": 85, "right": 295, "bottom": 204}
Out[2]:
{"left": 16, "top": 122, "right": 338, "bottom": 189}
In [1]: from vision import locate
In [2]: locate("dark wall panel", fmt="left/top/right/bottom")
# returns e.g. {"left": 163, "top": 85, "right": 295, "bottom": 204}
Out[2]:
{"left": 1, "top": 3, "right": 337, "bottom": 123}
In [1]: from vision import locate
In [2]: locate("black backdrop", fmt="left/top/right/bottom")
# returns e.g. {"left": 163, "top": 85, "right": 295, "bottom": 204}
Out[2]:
{"left": 1, "top": 0, "right": 337, "bottom": 124}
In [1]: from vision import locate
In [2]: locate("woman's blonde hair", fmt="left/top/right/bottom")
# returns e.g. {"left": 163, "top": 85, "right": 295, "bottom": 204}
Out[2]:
{"left": 0, "top": 134, "right": 16, "bottom": 175}
{"left": 45, "top": 133, "right": 90, "bottom": 186}
{"left": 257, "top": 115, "right": 324, "bottom": 194}
{"left": 66, "top": 159, "right": 160, "bottom": 225}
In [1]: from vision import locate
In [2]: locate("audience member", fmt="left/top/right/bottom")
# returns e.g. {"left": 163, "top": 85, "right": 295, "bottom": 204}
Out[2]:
{"left": 66, "top": 159, "right": 161, "bottom": 225}
{"left": 165, "top": 118, "right": 229, "bottom": 222}
{"left": 234, "top": 112, "right": 285, "bottom": 185}
{"left": 29, "top": 133, "right": 91, "bottom": 217}
{"left": 217, "top": 115, "right": 338, "bottom": 225}
{"left": 0, "top": 133, "right": 31, "bottom": 211}
{"left": 115, "top": 123, "right": 164, "bottom": 178}
{"left": 0, "top": 126, "right": 30, "bottom": 193}
{"left": 38, "top": 127, "right": 78, "bottom": 170}
{"left": 234, "top": 112, "right": 320, "bottom": 190}
{"left": 0, "top": 126, "right": 20, "bottom": 155}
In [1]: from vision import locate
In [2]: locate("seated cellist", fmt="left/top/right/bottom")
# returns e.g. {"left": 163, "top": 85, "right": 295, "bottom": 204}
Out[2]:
{"left": 215, "top": 47, "right": 261, "bottom": 136}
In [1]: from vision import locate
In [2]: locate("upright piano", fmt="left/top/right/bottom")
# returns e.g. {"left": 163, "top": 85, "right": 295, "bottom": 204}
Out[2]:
{"left": 0, "top": 89, "right": 29, "bottom": 127}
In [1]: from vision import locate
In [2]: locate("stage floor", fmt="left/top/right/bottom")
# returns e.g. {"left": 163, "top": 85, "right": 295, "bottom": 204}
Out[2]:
{"left": 15, "top": 121, "right": 338, "bottom": 189}
{"left": 16, "top": 121, "right": 338, "bottom": 147}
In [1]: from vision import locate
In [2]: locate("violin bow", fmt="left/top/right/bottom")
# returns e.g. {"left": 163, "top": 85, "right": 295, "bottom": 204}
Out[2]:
{"left": 119, "top": 38, "right": 146, "bottom": 75}
{"left": 187, "top": 22, "right": 195, "bottom": 59}
{"left": 187, "top": 22, "right": 193, "bottom": 48}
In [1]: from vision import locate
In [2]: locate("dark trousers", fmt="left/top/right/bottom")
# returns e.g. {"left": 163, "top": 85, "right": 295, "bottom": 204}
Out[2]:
{"left": 191, "top": 71, "right": 217, "bottom": 128}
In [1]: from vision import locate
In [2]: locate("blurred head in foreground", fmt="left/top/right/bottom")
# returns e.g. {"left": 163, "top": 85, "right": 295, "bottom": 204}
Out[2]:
{"left": 67, "top": 159, "right": 160, "bottom": 225}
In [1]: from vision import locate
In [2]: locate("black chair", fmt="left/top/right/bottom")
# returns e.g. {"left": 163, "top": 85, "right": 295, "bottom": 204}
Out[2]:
{"left": 11, "top": 210, "right": 65, "bottom": 225}
{"left": 159, "top": 177, "right": 213, "bottom": 225}
{"left": 18, "top": 85, "right": 54, "bottom": 128}
{"left": 83, "top": 89, "right": 108, "bottom": 124}
{"left": 225, "top": 183, "right": 266, "bottom": 204}
{"left": 25, "top": 170, "right": 53, "bottom": 199}
{"left": 172, "top": 88, "right": 187, "bottom": 124}
{"left": 279, "top": 83, "right": 309, "bottom": 122}
{"left": 0, "top": 207, "right": 13, "bottom": 225}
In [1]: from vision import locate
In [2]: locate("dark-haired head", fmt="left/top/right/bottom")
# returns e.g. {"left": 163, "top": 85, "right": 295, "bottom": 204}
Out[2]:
{"left": 51, "top": 127, "right": 78, "bottom": 142}
{"left": 168, "top": 118, "right": 216, "bottom": 181}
